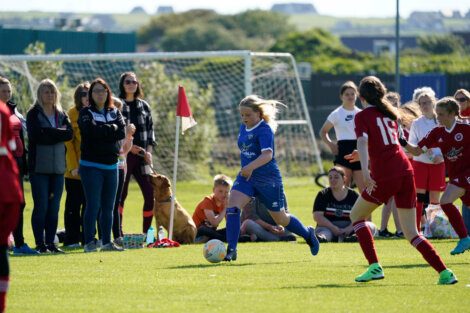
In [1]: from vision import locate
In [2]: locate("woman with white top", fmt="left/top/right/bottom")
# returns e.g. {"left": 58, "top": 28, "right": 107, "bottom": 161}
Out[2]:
{"left": 408, "top": 92, "right": 445, "bottom": 229}
{"left": 320, "top": 81, "right": 365, "bottom": 192}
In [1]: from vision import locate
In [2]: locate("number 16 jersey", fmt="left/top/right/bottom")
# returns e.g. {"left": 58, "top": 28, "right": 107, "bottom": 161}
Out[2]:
{"left": 354, "top": 106, "right": 413, "bottom": 180}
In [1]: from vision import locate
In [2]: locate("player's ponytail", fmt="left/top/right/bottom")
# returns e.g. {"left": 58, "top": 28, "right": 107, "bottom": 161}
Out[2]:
{"left": 359, "top": 76, "right": 398, "bottom": 121}
{"left": 239, "top": 95, "right": 286, "bottom": 133}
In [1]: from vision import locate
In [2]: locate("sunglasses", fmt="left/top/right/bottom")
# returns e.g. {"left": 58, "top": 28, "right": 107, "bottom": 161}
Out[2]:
{"left": 79, "top": 91, "right": 88, "bottom": 97}
{"left": 455, "top": 97, "right": 468, "bottom": 103}
{"left": 124, "top": 80, "right": 138, "bottom": 85}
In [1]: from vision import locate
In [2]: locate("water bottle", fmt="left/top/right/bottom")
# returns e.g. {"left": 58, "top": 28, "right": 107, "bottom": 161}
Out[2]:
{"left": 146, "top": 226, "right": 155, "bottom": 245}
{"left": 158, "top": 226, "right": 166, "bottom": 241}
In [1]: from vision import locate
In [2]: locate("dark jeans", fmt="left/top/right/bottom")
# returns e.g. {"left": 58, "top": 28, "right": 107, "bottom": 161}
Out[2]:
{"left": 80, "top": 165, "right": 118, "bottom": 245}
{"left": 120, "top": 153, "right": 154, "bottom": 233}
{"left": 112, "top": 169, "right": 125, "bottom": 239}
{"left": 30, "top": 173, "right": 64, "bottom": 246}
{"left": 64, "top": 178, "right": 86, "bottom": 245}
{"left": 196, "top": 225, "right": 227, "bottom": 242}
{"left": 12, "top": 157, "right": 26, "bottom": 247}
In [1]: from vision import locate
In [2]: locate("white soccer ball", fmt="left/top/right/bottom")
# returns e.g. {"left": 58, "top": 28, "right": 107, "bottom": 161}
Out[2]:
{"left": 203, "top": 239, "right": 226, "bottom": 263}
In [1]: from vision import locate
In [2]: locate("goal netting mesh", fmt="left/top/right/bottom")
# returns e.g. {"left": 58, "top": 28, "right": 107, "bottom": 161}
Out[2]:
{"left": 0, "top": 51, "right": 323, "bottom": 180}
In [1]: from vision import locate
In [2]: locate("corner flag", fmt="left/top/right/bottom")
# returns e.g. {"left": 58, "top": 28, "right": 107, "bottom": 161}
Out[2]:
{"left": 177, "top": 85, "right": 197, "bottom": 134}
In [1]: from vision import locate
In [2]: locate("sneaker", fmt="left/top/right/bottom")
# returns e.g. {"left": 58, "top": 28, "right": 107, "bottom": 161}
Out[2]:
{"left": 450, "top": 237, "right": 470, "bottom": 255}
{"left": 306, "top": 226, "right": 320, "bottom": 256}
{"left": 395, "top": 231, "right": 404, "bottom": 238}
{"left": 46, "top": 244, "right": 65, "bottom": 254}
{"left": 35, "top": 244, "right": 50, "bottom": 254}
{"left": 100, "top": 242, "right": 125, "bottom": 252}
{"left": 438, "top": 269, "right": 458, "bottom": 285}
{"left": 84, "top": 242, "right": 98, "bottom": 253}
{"left": 378, "top": 229, "right": 394, "bottom": 237}
{"left": 64, "top": 243, "right": 81, "bottom": 249}
{"left": 13, "top": 243, "right": 40, "bottom": 255}
{"left": 95, "top": 239, "right": 102, "bottom": 249}
{"left": 223, "top": 248, "right": 237, "bottom": 261}
{"left": 113, "top": 237, "right": 123, "bottom": 247}
{"left": 355, "top": 263, "right": 384, "bottom": 282}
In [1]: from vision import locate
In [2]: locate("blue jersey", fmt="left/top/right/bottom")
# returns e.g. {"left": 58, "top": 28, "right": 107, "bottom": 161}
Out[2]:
{"left": 237, "top": 120, "right": 281, "bottom": 183}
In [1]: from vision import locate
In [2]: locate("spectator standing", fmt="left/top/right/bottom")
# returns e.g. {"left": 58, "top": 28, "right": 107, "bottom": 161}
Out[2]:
{"left": 0, "top": 77, "right": 37, "bottom": 255}
{"left": 63, "top": 82, "right": 90, "bottom": 247}
{"left": 320, "top": 81, "right": 365, "bottom": 192}
{"left": 78, "top": 78, "right": 125, "bottom": 253}
{"left": 26, "top": 79, "right": 73, "bottom": 253}
{"left": 118, "top": 72, "right": 156, "bottom": 233}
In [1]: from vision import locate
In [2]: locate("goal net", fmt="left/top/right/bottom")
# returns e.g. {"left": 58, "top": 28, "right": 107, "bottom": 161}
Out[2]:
{"left": 0, "top": 51, "right": 323, "bottom": 180}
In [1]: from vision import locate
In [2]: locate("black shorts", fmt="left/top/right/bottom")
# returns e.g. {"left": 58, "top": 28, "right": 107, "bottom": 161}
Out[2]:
{"left": 334, "top": 140, "right": 361, "bottom": 171}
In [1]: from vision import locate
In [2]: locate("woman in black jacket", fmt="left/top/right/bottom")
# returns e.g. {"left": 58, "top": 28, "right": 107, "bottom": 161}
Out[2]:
{"left": 26, "top": 79, "right": 72, "bottom": 253}
{"left": 78, "top": 78, "right": 125, "bottom": 252}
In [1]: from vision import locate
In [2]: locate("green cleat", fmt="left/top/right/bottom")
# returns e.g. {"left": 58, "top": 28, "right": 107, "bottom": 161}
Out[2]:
{"left": 438, "top": 269, "right": 458, "bottom": 285}
{"left": 450, "top": 237, "right": 470, "bottom": 255}
{"left": 355, "top": 263, "right": 384, "bottom": 282}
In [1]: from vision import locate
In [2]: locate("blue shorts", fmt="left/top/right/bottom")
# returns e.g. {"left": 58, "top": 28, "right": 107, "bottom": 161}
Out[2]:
{"left": 232, "top": 174, "right": 286, "bottom": 212}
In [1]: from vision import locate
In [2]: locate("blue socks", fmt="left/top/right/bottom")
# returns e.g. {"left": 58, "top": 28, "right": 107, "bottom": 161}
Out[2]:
{"left": 285, "top": 215, "right": 309, "bottom": 240}
{"left": 226, "top": 207, "right": 241, "bottom": 251}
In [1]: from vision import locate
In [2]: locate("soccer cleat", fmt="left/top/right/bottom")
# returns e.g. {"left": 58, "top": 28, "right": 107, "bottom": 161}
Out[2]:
{"left": 438, "top": 269, "right": 458, "bottom": 285}
{"left": 223, "top": 248, "right": 237, "bottom": 262}
{"left": 13, "top": 243, "right": 40, "bottom": 255}
{"left": 450, "top": 237, "right": 470, "bottom": 255}
{"left": 46, "top": 244, "right": 65, "bottom": 254}
{"left": 378, "top": 228, "right": 394, "bottom": 238}
{"left": 355, "top": 263, "right": 384, "bottom": 282}
{"left": 306, "top": 226, "right": 320, "bottom": 256}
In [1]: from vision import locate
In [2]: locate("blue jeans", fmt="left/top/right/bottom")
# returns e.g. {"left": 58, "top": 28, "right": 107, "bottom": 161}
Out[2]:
{"left": 462, "top": 203, "right": 470, "bottom": 234}
{"left": 30, "top": 173, "right": 64, "bottom": 246}
{"left": 80, "top": 165, "right": 118, "bottom": 245}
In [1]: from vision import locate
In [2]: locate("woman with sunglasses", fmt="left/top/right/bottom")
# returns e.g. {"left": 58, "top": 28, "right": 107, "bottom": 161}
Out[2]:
{"left": 118, "top": 72, "right": 156, "bottom": 234}
{"left": 63, "top": 82, "right": 90, "bottom": 247}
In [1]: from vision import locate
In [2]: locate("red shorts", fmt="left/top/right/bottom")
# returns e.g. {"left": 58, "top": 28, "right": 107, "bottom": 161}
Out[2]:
{"left": 362, "top": 173, "right": 416, "bottom": 209}
{"left": 0, "top": 202, "right": 20, "bottom": 245}
{"left": 449, "top": 170, "right": 470, "bottom": 206}
{"left": 412, "top": 160, "right": 446, "bottom": 191}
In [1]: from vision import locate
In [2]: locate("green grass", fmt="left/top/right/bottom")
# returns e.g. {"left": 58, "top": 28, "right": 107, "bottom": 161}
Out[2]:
{"left": 9, "top": 179, "right": 470, "bottom": 313}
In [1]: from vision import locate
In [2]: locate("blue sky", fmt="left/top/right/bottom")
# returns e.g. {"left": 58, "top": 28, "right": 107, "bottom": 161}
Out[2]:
{"left": 2, "top": 0, "right": 469, "bottom": 17}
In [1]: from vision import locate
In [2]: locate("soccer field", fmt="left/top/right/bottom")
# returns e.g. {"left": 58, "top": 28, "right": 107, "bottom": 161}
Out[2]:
{"left": 8, "top": 179, "right": 470, "bottom": 313}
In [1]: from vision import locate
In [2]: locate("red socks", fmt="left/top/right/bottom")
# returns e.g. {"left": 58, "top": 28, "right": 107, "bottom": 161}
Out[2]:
{"left": 441, "top": 203, "right": 468, "bottom": 239}
{"left": 410, "top": 235, "right": 446, "bottom": 273}
{"left": 353, "top": 220, "right": 378, "bottom": 264}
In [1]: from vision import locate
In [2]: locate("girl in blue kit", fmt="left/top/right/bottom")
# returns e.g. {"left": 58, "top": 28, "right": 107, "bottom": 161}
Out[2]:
{"left": 224, "top": 95, "right": 320, "bottom": 261}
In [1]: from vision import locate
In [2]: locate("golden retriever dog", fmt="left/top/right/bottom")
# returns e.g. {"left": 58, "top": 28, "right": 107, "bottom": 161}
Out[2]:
{"left": 150, "top": 173, "right": 197, "bottom": 244}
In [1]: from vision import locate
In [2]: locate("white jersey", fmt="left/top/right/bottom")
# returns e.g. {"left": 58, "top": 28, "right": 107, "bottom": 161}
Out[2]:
{"left": 408, "top": 115, "right": 443, "bottom": 164}
{"left": 327, "top": 105, "right": 362, "bottom": 141}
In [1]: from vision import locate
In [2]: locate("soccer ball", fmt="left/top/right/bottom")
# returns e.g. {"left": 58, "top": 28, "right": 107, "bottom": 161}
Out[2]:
{"left": 203, "top": 239, "right": 226, "bottom": 263}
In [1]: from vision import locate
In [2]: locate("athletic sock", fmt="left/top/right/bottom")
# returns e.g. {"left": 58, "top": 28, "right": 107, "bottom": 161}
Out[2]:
{"left": 441, "top": 203, "right": 468, "bottom": 239}
{"left": 353, "top": 220, "right": 379, "bottom": 265}
{"left": 0, "top": 246, "right": 9, "bottom": 313}
{"left": 410, "top": 235, "right": 446, "bottom": 273}
{"left": 142, "top": 214, "right": 153, "bottom": 233}
{"left": 226, "top": 207, "right": 241, "bottom": 251}
{"left": 285, "top": 215, "right": 309, "bottom": 239}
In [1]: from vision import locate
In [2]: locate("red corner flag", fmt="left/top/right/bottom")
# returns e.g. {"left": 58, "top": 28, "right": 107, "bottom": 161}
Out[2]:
{"left": 177, "top": 85, "right": 197, "bottom": 134}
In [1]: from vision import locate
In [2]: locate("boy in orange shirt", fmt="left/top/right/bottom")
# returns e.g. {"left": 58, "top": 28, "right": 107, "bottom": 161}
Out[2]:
{"left": 193, "top": 174, "right": 232, "bottom": 243}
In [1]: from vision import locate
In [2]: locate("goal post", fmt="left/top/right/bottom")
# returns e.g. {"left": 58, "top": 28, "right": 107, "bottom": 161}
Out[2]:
{"left": 0, "top": 50, "right": 324, "bottom": 180}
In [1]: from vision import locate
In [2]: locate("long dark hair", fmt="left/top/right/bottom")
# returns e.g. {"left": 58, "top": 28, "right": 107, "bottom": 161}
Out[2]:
{"left": 88, "top": 78, "right": 114, "bottom": 109}
{"left": 73, "top": 81, "right": 90, "bottom": 110}
{"left": 118, "top": 72, "right": 144, "bottom": 99}
{"left": 359, "top": 76, "right": 398, "bottom": 120}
